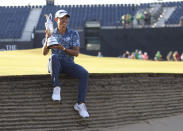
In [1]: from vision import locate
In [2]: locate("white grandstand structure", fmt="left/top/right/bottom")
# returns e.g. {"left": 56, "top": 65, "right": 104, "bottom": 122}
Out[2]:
{"left": 0, "top": 0, "right": 183, "bottom": 6}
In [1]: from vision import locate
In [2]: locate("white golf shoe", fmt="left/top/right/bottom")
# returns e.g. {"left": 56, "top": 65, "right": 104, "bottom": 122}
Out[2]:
{"left": 52, "top": 86, "right": 61, "bottom": 101}
{"left": 74, "top": 103, "right": 89, "bottom": 118}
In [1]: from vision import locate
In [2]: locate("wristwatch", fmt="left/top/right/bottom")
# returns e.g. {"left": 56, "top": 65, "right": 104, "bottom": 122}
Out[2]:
{"left": 63, "top": 47, "right": 66, "bottom": 51}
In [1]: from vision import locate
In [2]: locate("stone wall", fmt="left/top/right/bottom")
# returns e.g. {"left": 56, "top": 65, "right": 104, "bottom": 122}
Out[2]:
{"left": 0, "top": 73, "right": 183, "bottom": 130}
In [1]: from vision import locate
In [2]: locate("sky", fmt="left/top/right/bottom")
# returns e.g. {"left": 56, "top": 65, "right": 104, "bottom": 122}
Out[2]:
{"left": 0, "top": 0, "right": 183, "bottom": 6}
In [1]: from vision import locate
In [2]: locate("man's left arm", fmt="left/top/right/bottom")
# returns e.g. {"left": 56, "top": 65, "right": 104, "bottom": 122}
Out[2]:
{"left": 64, "top": 46, "right": 79, "bottom": 57}
{"left": 50, "top": 44, "right": 79, "bottom": 57}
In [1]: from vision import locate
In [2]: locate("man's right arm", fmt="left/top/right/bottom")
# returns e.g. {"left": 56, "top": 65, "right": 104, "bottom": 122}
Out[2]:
{"left": 42, "top": 30, "right": 50, "bottom": 56}
{"left": 42, "top": 39, "right": 49, "bottom": 56}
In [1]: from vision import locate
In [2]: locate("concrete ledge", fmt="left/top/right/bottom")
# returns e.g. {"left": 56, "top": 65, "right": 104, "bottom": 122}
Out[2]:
{"left": 0, "top": 73, "right": 183, "bottom": 130}
{"left": 1, "top": 73, "right": 183, "bottom": 81}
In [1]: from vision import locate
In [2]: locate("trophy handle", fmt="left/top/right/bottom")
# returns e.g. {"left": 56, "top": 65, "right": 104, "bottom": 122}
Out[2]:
{"left": 48, "top": 13, "right": 52, "bottom": 20}
{"left": 44, "top": 14, "right": 48, "bottom": 19}
{"left": 44, "top": 13, "right": 52, "bottom": 20}
{"left": 44, "top": 13, "right": 54, "bottom": 34}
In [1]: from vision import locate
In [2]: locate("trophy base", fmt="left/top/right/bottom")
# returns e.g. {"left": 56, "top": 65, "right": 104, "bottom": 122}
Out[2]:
{"left": 47, "top": 36, "right": 59, "bottom": 49}
{"left": 47, "top": 44, "right": 59, "bottom": 49}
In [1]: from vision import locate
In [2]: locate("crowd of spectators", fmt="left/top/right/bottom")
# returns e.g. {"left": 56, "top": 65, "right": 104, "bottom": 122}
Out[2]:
{"left": 97, "top": 50, "right": 183, "bottom": 61}
{"left": 166, "top": 51, "right": 183, "bottom": 61}
{"left": 121, "top": 14, "right": 133, "bottom": 28}
{"left": 119, "top": 49, "right": 149, "bottom": 60}
{"left": 118, "top": 50, "right": 183, "bottom": 61}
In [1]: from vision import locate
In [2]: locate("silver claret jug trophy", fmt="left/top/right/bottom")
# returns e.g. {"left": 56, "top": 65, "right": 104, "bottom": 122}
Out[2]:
{"left": 45, "top": 13, "right": 58, "bottom": 48}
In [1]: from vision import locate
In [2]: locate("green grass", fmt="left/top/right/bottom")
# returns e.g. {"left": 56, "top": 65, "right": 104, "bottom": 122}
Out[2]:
{"left": 0, "top": 48, "right": 183, "bottom": 76}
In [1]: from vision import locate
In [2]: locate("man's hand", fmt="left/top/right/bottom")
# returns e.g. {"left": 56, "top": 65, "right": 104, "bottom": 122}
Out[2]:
{"left": 50, "top": 44, "right": 79, "bottom": 57}
{"left": 50, "top": 44, "right": 65, "bottom": 51}
{"left": 42, "top": 30, "right": 51, "bottom": 56}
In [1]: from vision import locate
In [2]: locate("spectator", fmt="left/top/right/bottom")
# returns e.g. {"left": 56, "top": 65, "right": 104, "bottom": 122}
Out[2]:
{"left": 122, "top": 50, "right": 130, "bottom": 58}
{"left": 138, "top": 50, "right": 143, "bottom": 59}
{"left": 130, "top": 52, "right": 135, "bottom": 59}
{"left": 121, "top": 15, "right": 126, "bottom": 27}
{"left": 136, "top": 12, "right": 144, "bottom": 26}
{"left": 173, "top": 51, "right": 180, "bottom": 61}
{"left": 144, "top": 10, "right": 151, "bottom": 25}
{"left": 154, "top": 51, "right": 162, "bottom": 61}
{"left": 143, "top": 52, "right": 149, "bottom": 60}
{"left": 134, "top": 49, "right": 139, "bottom": 59}
{"left": 181, "top": 53, "right": 183, "bottom": 61}
{"left": 166, "top": 51, "right": 173, "bottom": 61}
{"left": 97, "top": 51, "right": 103, "bottom": 57}
{"left": 121, "top": 14, "right": 133, "bottom": 28}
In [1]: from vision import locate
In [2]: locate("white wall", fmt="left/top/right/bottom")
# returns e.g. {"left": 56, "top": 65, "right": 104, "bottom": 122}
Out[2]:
{"left": 0, "top": 0, "right": 183, "bottom": 6}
